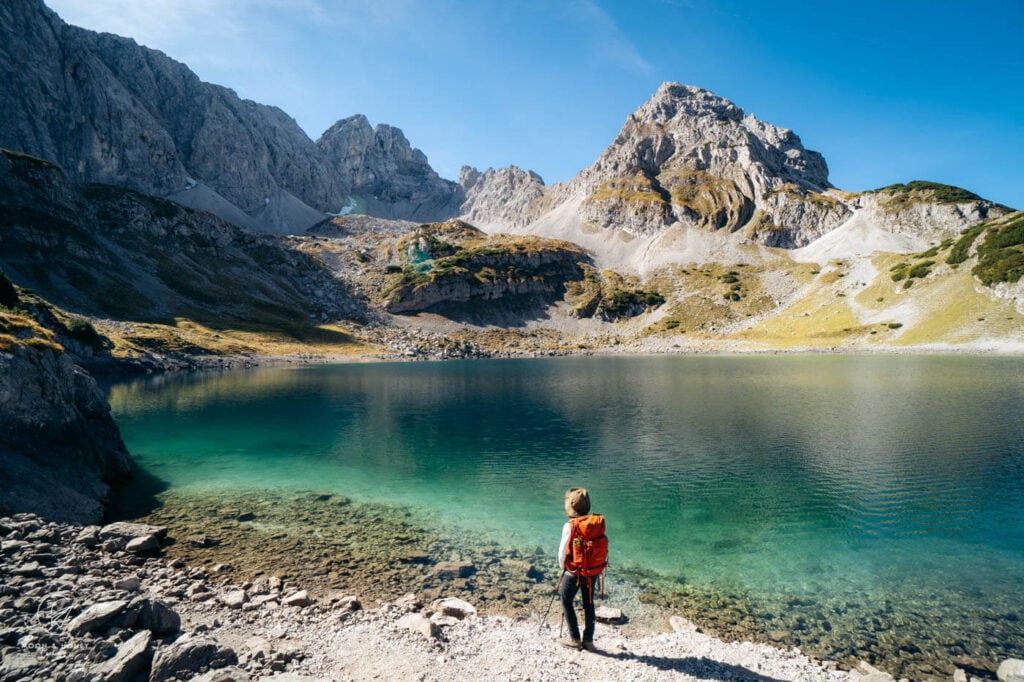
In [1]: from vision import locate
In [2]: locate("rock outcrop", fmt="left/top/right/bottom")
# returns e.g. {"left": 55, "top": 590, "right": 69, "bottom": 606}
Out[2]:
{"left": 0, "top": 342, "right": 131, "bottom": 524}
{"left": 380, "top": 220, "right": 589, "bottom": 317}
{"left": 317, "top": 115, "right": 464, "bottom": 222}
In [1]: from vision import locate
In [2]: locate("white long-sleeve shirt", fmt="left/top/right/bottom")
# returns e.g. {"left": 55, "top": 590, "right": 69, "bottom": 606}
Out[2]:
{"left": 558, "top": 521, "right": 571, "bottom": 570}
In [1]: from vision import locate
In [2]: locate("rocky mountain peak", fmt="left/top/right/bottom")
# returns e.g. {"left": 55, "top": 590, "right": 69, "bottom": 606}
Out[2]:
{"left": 458, "top": 165, "right": 546, "bottom": 231}
{"left": 633, "top": 82, "right": 745, "bottom": 126}
{"left": 316, "top": 115, "right": 463, "bottom": 222}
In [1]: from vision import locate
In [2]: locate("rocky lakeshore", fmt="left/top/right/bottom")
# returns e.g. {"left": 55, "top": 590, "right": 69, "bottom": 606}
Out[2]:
{"left": 0, "top": 511, "right": 908, "bottom": 682}
{"left": 5, "top": 489, "right": 1023, "bottom": 681}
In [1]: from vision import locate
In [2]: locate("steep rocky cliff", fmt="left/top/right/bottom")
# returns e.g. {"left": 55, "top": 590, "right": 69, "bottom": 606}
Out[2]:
{"left": 459, "top": 165, "right": 547, "bottom": 231}
{"left": 317, "top": 116, "right": 464, "bottom": 222}
{"left": 0, "top": 0, "right": 463, "bottom": 234}
{"left": 0, "top": 291, "right": 131, "bottom": 523}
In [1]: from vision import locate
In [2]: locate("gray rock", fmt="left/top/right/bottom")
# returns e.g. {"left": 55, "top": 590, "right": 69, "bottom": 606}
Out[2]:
{"left": 149, "top": 636, "right": 237, "bottom": 682}
{"left": 396, "top": 613, "right": 437, "bottom": 640}
{"left": 594, "top": 606, "right": 624, "bottom": 623}
{"left": 67, "top": 600, "right": 128, "bottom": 636}
{"left": 393, "top": 593, "right": 422, "bottom": 611}
{"left": 114, "top": 577, "right": 142, "bottom": 592}
{"left": 432, "top": 561, "right": 476, "bottom": 580}
{"left": 125, "top": 535, "right": 161, "bottom": 554}
{"left": 99, "top": 523, "right": 168, "bottom": 544}
{"left": 282, "top": 590, "right": 311, "bottom": 608}
{"left": 93, "top": 629, "right": 152, "bottom": 682}
{"left": 333, "top": 595, "right": 362, "bottom": 612}
{"left": 429, "top": 614, "right": 460, "bottom": 628}
{"left": 430, "top": 597, "right": 477, "bottom": 620}
{"left": 76, "top": 527, "right": 101, "bottom": 547}
{"left": 132, "top": 598, "right": 181, "bottom": 636}
{"left": 190, "top": 666, "right": 251, "bottom": 682}
{"left": 0, "top": 651, "right": 42, "bottom": 681}
{"left": 669, "top": 615, "right": 699, "bottom": 633}
{"left": 998, "top": 659, "right": 1024, "bottom": 682}
{"left": 219, "top": 590, "right": 248, "bottom": 609}
{"left": 854, "top": 661, "right": 897, "bottom": 682}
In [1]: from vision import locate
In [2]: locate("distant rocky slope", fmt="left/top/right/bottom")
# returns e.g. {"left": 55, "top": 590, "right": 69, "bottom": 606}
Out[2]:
{"left": 0, "top": 0, "right": 460, "bottom": 234}
{"left": 0, "top": 273, "right": 131, "bottom": 524}
{"left": 460, "top": 83, "right": 1010, "bottom": 273}
{"left": 0, "top": 147, "right": 362, "bottom": 331}
{"left": 317, "top": 115, "right": 464, "bottom": 223}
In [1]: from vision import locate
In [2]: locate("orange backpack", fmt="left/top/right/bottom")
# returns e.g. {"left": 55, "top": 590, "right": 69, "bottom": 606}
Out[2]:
{"left": 566, "top": 514, "right": 608, "bottom": 578}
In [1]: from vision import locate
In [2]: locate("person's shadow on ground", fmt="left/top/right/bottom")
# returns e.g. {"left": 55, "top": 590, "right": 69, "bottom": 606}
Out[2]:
{"left": 596, "top": 649, "right": 790, "bottom": 682}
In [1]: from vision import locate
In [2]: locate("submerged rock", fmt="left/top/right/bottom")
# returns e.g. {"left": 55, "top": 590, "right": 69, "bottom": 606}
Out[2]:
{"left": 999, "top": 659, "right": 1024, "bottom": 682}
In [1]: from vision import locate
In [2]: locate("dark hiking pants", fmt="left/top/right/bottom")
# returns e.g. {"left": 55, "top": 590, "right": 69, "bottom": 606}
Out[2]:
{"left": 559, "top": 570, "right": 595, "bottom": 643}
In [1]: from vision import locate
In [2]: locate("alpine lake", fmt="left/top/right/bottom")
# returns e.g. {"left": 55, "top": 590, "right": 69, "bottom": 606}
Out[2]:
{"left": 104, "top": 354, "right": 1024, "bottom": 680}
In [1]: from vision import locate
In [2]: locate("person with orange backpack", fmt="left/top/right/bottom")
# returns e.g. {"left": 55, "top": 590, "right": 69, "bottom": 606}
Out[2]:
{"left": 557, "top": 486, "right": 608, "bottom": 652}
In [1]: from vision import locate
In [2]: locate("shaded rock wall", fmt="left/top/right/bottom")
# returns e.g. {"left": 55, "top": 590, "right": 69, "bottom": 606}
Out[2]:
{"left": 0, "top": 344, "right": 131, "bottom": 523}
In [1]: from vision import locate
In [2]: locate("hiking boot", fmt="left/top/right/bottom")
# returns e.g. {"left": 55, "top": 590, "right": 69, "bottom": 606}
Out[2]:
{"left": 560, "top": 638, "right": 582, "bottom": 650}
{"left": 582, "top": 640, "right": 597, "bottom": 653}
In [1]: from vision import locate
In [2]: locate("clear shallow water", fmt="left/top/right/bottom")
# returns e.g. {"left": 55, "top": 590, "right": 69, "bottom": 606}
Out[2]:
{"left": 106, "top": 355, "right": 1024, "bottom": 672}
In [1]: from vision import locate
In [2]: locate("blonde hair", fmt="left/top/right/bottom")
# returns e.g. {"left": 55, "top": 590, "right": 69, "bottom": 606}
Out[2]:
{"left": 565, "top": 487, "right": 591, "bottom": 517}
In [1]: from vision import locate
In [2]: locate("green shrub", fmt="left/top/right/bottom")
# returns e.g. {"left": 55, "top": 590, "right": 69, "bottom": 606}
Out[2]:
{"left": 946, "top": 222, "right": 987, "bottom": 266}
{"left": 973, "top": 216, "right": 1024, "bottom": 285}
{"left": 870, "top": 180, "right": 982, "bottom": 204}
{"left": 66, "top": 317, "right": 104, "bottom": 351}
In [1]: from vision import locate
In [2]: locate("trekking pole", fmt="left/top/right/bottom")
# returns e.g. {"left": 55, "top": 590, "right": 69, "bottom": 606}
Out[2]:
{"left": 537, "top": 572, "right": 564, "bottom": 635}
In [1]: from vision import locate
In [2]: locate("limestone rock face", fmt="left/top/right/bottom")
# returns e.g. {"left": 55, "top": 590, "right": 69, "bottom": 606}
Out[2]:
{"left": 317, "top": 115, "right": 464, "bottom": 222}
{"left": 459, "top": 165, "right": 547, "bottom": 231}
{"left": 0, "top": 342, "right": 131, "bottom": 524}
{"left": 0, "top": 0, "right": 465, "bottom": 233}
{"left": 0, "top": 0, "right": 347, "bottom": 233}
{"left": 854, "top": 189, "right": 1005, "bottom": 243}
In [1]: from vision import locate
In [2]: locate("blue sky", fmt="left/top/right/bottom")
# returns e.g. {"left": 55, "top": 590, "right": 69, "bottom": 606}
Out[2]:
{"left": 47, "top": 0, "right": 1024, "bottom": 208}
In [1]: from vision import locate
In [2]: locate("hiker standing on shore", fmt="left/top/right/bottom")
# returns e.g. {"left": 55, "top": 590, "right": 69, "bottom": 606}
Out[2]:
{"left": 557, "top": 486, "right": 608, "bottom": 652}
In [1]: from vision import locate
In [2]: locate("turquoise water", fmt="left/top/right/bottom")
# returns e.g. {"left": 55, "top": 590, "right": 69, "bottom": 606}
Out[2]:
{"left": 106, "top": 355, "right": 1024, "bottom": 671}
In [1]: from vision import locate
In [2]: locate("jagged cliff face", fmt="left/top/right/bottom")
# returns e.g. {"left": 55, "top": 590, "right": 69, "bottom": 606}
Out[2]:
{"left": 0, "top": 0, "right": 346, "bottom": 233}
{"left": 317, "top": 115, "right": 464, "bottom": 223}
{"left": 0, "top": 0, "right": 463, "bottom": 234}
{"left": 0, "top": 314, "right": 131, "bottom": 523}
{"left": 459, "top": 165, "right": 547, "bottom": 231}
{"left": 0, "top": 345, "right": 131, "bottom": 524}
